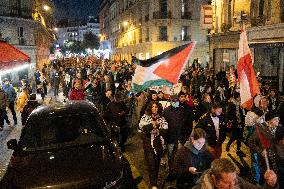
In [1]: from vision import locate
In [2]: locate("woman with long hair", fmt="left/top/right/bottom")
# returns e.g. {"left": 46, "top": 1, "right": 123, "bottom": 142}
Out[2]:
{"left": 139, "top": 101, "right": 168, "bottom": 189}
{"left": 175, "top": 128, "right": 213, "bottom": 189}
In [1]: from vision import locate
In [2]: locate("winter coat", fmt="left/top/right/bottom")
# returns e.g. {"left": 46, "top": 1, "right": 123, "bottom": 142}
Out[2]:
{"left": 139, "top": 114, "right": 168, "bottom": 155}
{"left": 0, "top": 90, "right": 7, "bottom": 109}
{"left": 163, "top": 103, "right": 194, "bottom": 144}
{"left": 16, "top": 90, "right": 29, "bottom": 112}
{"left": 226, "top": 99, "right": 246, "bottom": 137}
{"left": 195, "top": 113, "right": 227, "bottom": 148}
{"left": 68, "top": 89, "right": 85, "bottom": 100}
{"left": 2, "top": 84, "right": 17, "bottom": 103}
{"left": 175, "top": 141, "right": 213, "bottom": 187}
{"left": 21, "top": 100, "right": 41, "bottom": 125}
{"left": 192, "top": 170, "right": 279, "bottom": 189}
{"left": 104, "top": 101, "right": 129, "bottom": 128}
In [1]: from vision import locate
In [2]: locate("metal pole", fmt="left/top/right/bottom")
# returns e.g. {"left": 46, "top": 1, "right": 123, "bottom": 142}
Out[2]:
{"left": 279, "top": 48, "right": 284, "bottom": 93}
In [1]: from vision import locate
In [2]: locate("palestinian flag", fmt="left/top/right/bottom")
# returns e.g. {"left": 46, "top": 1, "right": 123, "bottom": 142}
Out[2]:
{"left": 131, "top": 42, "right": 196, "bottom": 93}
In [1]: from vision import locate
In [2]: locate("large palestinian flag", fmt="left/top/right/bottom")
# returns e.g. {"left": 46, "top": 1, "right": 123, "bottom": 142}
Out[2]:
{"left": 131, "top": 42, "right": 196, "bottom": 93}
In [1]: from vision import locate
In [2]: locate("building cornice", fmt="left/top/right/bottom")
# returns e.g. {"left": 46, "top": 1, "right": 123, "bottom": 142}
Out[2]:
{"left": 0, "top": 15, "right": 38, "bottom": 24}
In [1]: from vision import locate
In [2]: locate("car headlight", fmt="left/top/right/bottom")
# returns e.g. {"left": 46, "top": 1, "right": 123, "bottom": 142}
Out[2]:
{"left": 103, "top": 170, "right": 124, "bottom": 189}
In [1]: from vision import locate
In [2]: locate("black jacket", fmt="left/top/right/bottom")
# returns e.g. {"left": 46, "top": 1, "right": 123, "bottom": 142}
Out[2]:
{"left": 175, "top": 142, "right": 213, "bottom": 187}
{"left": 163, "top": 102, "right": 193, "bottom": 144}
{"left": 195, "top": 113, "right": 227, "bottom": 147}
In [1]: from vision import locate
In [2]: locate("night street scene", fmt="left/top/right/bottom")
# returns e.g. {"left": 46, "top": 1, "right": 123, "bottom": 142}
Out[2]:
{"left": 1, "top": 0, "right": 284, "bottom": 189}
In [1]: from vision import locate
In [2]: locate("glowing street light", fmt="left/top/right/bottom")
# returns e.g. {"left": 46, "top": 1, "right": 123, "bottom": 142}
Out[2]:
{"left": 123, "top": 21, "right": 129, "bottom": 27}
{"left": 43, "top": 5, "right": 51, "bottom": 11}
{"left": 53, "top": 27, "right": 58, "bottom": 32}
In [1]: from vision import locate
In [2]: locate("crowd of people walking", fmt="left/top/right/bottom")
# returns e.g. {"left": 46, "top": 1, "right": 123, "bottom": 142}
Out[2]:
{"left": 0, "top": 56, "right": 284, "bottom": 189}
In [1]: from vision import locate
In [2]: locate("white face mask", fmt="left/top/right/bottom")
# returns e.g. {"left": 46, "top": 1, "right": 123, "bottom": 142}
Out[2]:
{"left": 193, "top": 143, "right": 203, "bottom": 151}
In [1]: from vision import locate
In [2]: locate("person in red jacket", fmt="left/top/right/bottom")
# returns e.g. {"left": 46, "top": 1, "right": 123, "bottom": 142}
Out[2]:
{"left": 69, "top": 81, "right": 85, "bottom": 100}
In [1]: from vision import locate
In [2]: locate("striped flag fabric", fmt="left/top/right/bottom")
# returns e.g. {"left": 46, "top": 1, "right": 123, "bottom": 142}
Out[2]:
{"left": 236, "top": 27, "right": 260, "bottom": 110}
{"left": 131, "top": 42, "right": 196, "bottom": 93}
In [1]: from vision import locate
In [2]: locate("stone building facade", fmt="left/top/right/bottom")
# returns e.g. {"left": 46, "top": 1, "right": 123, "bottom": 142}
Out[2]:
{"left": 99, "top": 0, "right": 210, "bottom": 65}
{"left": 0, "top": 0, "right": 54, "bottom": 82}
{"left": 56, "top": 17, "right": 100, "bottom": 47}
{"left": 209, "top": 0, "right": 284, "bottom": 92}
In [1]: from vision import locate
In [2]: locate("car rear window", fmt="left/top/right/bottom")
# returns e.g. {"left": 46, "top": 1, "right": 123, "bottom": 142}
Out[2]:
{"left": 19, "top": 113, "right": 108, "bottom": 151}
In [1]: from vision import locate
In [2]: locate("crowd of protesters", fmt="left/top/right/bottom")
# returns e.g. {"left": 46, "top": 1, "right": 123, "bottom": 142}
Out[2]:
{"left": 0, "top": 56, "right": 284, "bottom": 189}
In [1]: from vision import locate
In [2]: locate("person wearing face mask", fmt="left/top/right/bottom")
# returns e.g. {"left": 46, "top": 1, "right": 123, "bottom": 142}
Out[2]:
{"left": 195, "top": 103, "right": 227, "bottom": 159}
{"left": 174, "top": 128, "right": 213, "bottom": 189}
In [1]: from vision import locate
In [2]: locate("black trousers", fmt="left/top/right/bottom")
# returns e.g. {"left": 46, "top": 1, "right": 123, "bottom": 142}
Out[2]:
{"left": 0, "top": 108, "right": 10, "bottom": 127}
{"left": 8, "top": 102, "right": 17, "bottom": 124}
{"left": 143, "top": 139, "right": 161, "bottom": 187}
{"left": 227, "top": 127, "right": 243, "bottom": 151}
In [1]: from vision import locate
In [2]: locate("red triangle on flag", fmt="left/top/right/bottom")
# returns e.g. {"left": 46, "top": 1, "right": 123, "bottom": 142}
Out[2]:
{"left": 153, "top": 43, "right": 195, "bottom": 84}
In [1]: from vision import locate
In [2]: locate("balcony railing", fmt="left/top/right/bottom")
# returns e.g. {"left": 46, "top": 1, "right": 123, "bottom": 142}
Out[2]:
{"left": 0, "top": 5, "right": 32, "bottom": 19}
{"left": 153, "top": 11, "right": 172, "bottom": 19}
{"left": 181, "top": 11, "right": 192, "bottom": 19}
{"left": 158, "top": 35, "right": 168, "bottom": 41}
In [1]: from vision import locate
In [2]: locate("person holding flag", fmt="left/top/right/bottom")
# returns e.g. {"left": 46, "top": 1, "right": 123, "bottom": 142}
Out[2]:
{"left": 248, "top": 111, "right": 281, "bottom": 185}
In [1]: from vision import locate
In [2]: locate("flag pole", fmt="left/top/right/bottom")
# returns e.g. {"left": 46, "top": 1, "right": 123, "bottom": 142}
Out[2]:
{"left": 263, "top": 149, "right": 270, "bottom": 170}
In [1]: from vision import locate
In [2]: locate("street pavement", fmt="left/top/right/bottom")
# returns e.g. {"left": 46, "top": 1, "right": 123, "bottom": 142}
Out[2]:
{"left": 0, "top": 92, "right": 252, "bottom": 189}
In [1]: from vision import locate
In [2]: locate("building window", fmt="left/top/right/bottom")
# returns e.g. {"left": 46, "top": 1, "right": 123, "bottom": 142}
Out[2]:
{"left": 181, "top": 26, "right": 188, "bottom": 41}
{"left": 18, "top": 27, "right": 25, "bottom": 45}
{"left": 259, "top": 0, "right": 265, "bottom": 18}
{"left": 159, "top": 26, "right": 167, "bottom": 41}
{"left": 266, "top": 0, "right": 272, "bottom": 21}
{"left": 160, "top": 0, "right": 167, "bottom": 12}
{"left": 181, "top": 0, "right": 188, "bottom": 16}
{"left": 146, "top": 28, "right": 149, "bottom": 41}
{"left": 281, "top": 0, "right": 284, "bottom": 22}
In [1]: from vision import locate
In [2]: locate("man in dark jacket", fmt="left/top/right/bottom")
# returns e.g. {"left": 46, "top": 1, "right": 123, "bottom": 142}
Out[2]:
{"left": 104, "top": 92, "right": 129, "bottom": 152}
{"left": 196, "top": 103, "right": 227, "bottom": 158}
{"left": 163, "top": 92, "right": 194, "bottom": 179}
{"left": 21, "top": 93, "right": 41, "bottom": 125}
{"left": 193, "top": 158, "right": 279, "bottom": 189}
{"left": 2, "top": 79, "right": 17, "bottom": 125}
{"left": 0, "top": 86, "right": 11, "bottom": 130}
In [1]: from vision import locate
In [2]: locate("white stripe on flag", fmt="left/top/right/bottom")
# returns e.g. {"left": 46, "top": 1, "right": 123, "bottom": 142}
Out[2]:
{"left": 239, "top": 70, "right": 252, "bottom": 105}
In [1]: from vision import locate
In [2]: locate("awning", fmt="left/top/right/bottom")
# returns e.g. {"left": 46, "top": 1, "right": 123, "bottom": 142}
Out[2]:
{"left": 0, "top": 40, "right": 30, "bottom": 70}
{"left": 249, "top": 41, "right": 284, "bottom": 48}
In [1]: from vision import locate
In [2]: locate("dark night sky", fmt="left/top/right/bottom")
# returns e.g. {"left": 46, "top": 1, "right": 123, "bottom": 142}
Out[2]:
{"left": 53, "top": 0, "right": 100, "bottom": 21}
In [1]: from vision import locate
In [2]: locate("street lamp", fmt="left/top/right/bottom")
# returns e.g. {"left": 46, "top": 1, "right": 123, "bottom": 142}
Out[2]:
{"left": 53, "top": 27, "right": 58, "bottom": 32}
{"left": 123, "top": 21, "right": 129, "bottom": 27}
{"left": 43, "top": 5, "right": 51, "bottom": 11}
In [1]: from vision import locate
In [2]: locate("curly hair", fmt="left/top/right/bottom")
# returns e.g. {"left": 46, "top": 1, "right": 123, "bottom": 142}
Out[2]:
{"left": 145, "top": 101, "right": 163, "bottom": 115}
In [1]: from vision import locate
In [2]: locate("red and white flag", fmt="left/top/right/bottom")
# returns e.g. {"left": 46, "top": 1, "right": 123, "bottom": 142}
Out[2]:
{"left": 237, "top": 27, "right": 260, "bottom": 110}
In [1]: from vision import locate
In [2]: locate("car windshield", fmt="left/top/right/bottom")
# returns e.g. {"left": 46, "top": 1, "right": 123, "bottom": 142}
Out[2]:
{"left": 19, "top": 113, "right": 108, "bottom": 151}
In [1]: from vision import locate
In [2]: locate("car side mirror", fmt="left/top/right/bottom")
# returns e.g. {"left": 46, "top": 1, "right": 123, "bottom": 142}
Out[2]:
{"left": 7, "top": 139, "right": 18, "bottom": 150}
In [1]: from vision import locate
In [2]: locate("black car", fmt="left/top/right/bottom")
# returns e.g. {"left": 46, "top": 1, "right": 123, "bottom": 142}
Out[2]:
{"left": 0, "top": 101, "right": 134, "bottom": 189}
